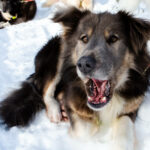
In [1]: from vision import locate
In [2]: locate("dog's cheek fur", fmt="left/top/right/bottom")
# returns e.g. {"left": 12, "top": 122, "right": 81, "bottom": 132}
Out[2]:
{"left": 117, "top": 11, "right": 150, "bottom": 100}
{"left": 118, "top": 69, "right": 149, "bottom": 99}
{"left": 118, "top": 11, "right": 150, "bottom": 54}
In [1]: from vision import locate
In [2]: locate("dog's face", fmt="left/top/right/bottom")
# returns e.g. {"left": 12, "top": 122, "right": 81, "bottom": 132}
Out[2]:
{"left": 76, "top": 13, "right": 126, "bottom": 79}
{"left": 73, "top": 13, "right": 129, "bottom": 110}
{"left": 0, "top": 0, "right": 20, "bottom": 20}
{"left": 53, "top": 8, "right": 150, "bottom": 111}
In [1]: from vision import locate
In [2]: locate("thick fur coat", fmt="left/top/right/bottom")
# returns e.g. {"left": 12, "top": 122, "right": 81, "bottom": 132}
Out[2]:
{"left": 0, "top": 7, "right": 150, "bottom": 150}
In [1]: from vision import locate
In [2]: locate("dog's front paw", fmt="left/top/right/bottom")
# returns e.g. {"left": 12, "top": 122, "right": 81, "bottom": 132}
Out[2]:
{"left": 0, "top": 22, "right": 10, "bottom": 28}
{"left": 46, "top": 98, "right": 62, "bottom": 123}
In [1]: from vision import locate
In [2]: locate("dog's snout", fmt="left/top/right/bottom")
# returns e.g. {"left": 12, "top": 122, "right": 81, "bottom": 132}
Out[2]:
{"left": 77, "top": 56, "right": 96, "bottom": 74}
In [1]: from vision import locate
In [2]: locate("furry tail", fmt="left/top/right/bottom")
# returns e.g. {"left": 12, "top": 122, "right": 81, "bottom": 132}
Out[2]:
{"left": 0, "top": 75, "right": 45, "bottom": 128}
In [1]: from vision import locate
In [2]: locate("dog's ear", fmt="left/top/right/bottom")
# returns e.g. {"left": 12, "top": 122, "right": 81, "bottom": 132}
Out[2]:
{"left": 118, "top": 11, "right": 150, "bottom": 54}
{"left": 53, "top": 7, "right": 90, "bottom": 37}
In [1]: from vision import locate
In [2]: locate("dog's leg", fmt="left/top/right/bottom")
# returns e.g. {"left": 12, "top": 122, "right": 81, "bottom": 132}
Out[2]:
{"left": 1, "top": 12, "right": 12, "bottom": 20}
{"left": 0, "top": 21, "right": 10, "bottom": 28}
{"left": 43, "top": 51, "right": 64, "bottom": 123}
{"left": 43, "top": 74, "right": 62, "bottom": 123}
{"left": 34, "top": 36, "right": 63, "bottom": 123}
{"left": 112, "top": 116, "right": 136, "bottom": 150}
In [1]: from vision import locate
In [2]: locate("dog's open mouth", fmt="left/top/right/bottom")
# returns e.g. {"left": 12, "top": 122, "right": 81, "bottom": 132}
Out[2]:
{"left": 85, "top": 79, "right": 111, "bottom": 109}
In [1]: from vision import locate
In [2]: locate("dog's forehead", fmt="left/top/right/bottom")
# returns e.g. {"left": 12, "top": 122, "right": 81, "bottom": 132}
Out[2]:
{"left": 79, "top": 12, "right": 122, "bottom": 33}
{"left": 99, "top": 13, "right": 121, "bottom": 26}
{"left": 78, "top": 13, "right": 99, "bottom": 29}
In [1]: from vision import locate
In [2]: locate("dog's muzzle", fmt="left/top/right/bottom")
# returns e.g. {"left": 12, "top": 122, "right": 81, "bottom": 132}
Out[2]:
{"left": 77, "top": 56, "right": 112, "bottom": 110}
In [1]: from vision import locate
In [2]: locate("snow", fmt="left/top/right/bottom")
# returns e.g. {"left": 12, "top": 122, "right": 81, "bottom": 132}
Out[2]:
{"left": 0, "top": 0, "right": 150, "bottom": 150}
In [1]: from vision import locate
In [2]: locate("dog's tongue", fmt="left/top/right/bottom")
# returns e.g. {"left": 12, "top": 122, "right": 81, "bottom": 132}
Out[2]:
{"left": 88, "top": 79, "right": 108, "bottom": 104}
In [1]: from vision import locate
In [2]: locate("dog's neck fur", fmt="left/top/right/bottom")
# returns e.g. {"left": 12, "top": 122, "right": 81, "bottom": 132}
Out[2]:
{"left": 98, "top": 93, "right": 125, "bottom": 125}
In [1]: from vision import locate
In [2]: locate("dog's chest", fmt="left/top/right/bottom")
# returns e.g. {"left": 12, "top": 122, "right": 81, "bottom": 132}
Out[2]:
{"left": 85, "top": 94, "right": 126, "bottom": 141}
{"left": 98, "top": 94, "right": 125, "bottom": 124}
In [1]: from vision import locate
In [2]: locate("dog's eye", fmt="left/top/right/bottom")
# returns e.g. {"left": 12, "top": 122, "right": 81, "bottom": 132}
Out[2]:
{"left": 107, "top": 35, "right": 119, "bottom": 44}
{"left": 80, "top": 34, "right": 89, "bottom": 43}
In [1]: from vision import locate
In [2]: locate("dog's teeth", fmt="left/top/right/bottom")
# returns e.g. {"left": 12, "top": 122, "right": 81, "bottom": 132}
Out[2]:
{"left": 101, "top": 97, "right": 106, "bottom": 103}
{"left": 88, "top": 96, "right": 92, "bottom": 100}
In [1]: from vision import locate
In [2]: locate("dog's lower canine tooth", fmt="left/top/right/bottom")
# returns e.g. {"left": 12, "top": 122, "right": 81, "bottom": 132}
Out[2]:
{"left": 101, "top": 97, "right": 106, "bottom": 103}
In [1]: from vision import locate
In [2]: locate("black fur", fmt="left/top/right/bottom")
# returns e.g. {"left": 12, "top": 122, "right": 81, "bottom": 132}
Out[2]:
{"left": 117, "top": 11, "right": 150, "bottom": 100}
{"left": 118, "top": 69, "right": 149, "bottom": 99}
{"left": 118, "top": 11, "right": 150, "bottom": 54}
{"left": 0, "top": 8, "right": 150, "bottom": 128}
{"left": 0, "top": 80, "right": 44, "bottom": 128}
{"left": 34, "top": 36, "right": 62, "bottom": 95}
{"left": 0, "top": 36, "right": 61, "bottom": 127}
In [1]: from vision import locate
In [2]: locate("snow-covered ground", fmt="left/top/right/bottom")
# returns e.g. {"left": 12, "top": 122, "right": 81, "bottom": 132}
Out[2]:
{"left": 0, "top": 0, "right": 150, "bottom": 150}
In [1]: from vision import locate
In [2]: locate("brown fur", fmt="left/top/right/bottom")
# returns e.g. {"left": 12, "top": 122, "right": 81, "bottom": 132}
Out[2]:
{"left": 1, "top": 7, "right": 150, "bottom": 150}
{"left": 52, "top": 8, "right": 150, "bottom": 148}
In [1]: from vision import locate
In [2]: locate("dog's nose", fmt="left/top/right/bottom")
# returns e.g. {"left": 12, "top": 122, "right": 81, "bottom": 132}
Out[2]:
{"left": 77, "top": 56, "right": 96, "bottom": 74}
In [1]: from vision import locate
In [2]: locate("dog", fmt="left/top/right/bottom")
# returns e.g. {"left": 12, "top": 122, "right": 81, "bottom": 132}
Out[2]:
{"left": 117, "top": 0, "right": 150, "bottom": 12}
{"left": 42, "top": 0, "right": 93, "bottom": 10}
{"left": 0, "top": 0, "right": 37, "bottom": 29}
{"left": 0, "top": 7, "right": 150, "bottom": 150}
